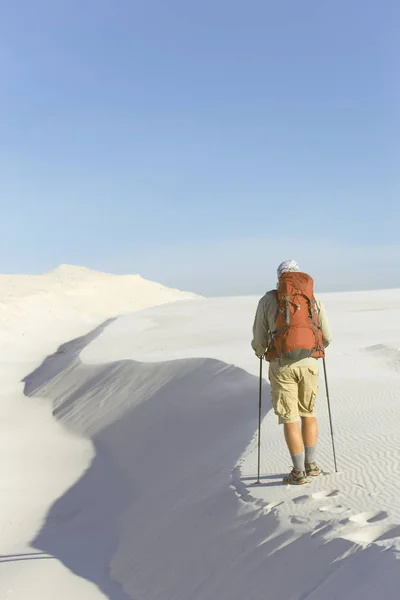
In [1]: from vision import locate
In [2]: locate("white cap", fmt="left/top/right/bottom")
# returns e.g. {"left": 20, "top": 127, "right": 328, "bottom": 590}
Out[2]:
{"left": 277, "top": 260, "right": 300, "bottom": 279}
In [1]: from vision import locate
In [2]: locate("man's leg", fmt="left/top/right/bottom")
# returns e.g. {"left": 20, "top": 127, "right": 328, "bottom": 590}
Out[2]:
{"left": 284, "top": 421, "right": 304, "bottom": 455}
{"left": 284, "top": 421, "right": 305, "bottom": 473}
{"left": 298, "top": 364, "right": 321, "bottom": 475}
{"left": 269, "top": 363, "right": 307, "bottom": 482}
{"left": 302, "top": 415, "right": 318, "bottom": 446}
{"left": 302, "top": 416, "right": 318, "bottom": 465}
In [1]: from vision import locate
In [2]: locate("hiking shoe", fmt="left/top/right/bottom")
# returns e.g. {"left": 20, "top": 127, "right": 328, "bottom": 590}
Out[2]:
{"left": 305, "top": 462, "right": 322, "bottom": 477}
{"left": 283, "top": 469, "right": 308, "bottom": 485}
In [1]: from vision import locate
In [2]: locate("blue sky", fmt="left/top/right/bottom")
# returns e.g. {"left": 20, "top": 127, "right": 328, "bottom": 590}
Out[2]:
{"left": 1, "top": 0, "right": 398, "bottom": 295}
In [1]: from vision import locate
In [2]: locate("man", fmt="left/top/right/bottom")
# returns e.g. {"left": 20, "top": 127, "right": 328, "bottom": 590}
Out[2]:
{"left": 251, "top": 260, "right": 332, "bottom": 485}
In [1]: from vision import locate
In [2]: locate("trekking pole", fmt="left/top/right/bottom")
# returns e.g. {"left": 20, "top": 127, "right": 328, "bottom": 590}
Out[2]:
{"left": 256, "top": 356, "right": 263, "bottom": 484}
{"left": 323, "top": 358, "right": 338, "bottom": 473}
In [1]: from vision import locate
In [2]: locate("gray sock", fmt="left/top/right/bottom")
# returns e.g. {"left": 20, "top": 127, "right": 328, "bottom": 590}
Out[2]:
{"left": 291, "top": 452, "right": 305, "bottom": 472}
{"left": 305, "top": 445, "right": 317, "bottom": 465}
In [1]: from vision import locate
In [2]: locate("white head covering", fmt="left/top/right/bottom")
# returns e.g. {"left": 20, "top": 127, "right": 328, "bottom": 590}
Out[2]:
{"left": 277, "top": 259, "right": 300, "bottom": 279}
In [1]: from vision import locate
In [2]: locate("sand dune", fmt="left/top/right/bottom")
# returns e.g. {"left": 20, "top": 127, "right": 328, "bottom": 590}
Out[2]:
{"left": 24, "top": 292, "right": 400, "bottom": 598}
{"left": 1, "top": 267, "right": 400, "bottom": 598}
{"left": 23, "top": 313, "right": 400, "bottom": 599}
{"left": 0, "top": 266, "right": 194, "bottom": 599}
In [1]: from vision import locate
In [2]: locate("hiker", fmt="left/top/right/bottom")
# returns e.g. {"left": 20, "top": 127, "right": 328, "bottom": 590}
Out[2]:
{"left": 251, "top": 260, "right": 332, "bottom": 485}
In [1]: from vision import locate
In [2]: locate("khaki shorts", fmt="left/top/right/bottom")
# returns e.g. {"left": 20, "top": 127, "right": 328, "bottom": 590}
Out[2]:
{"left": 268, "top": 362, "right": 319, "bottom": 424}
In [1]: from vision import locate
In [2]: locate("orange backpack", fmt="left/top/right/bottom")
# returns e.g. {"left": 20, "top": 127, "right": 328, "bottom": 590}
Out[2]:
{"left": 265, "top": 271, "right": 325, "bottom": 362}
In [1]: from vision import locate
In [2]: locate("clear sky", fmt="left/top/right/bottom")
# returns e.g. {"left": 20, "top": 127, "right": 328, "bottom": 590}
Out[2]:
{"left": 1, "top": 1, "right": 399, "bottom": 295}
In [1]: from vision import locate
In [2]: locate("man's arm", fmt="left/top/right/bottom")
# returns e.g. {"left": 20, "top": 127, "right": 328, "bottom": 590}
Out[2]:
{"left": 251, "top": 297, "right": 270, "bottom": 357}
{"left": 316, "top": 298, "right": 332, "bottom": 347}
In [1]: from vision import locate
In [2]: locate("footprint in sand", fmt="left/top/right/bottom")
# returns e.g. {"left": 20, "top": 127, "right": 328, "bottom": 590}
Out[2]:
{"left": 319, "top": 504, "right": 349, "bottom": 515}
{"left": 288, "top": 488, "right": 398, "bottom": 546}
{"left": 312, "top": 522, "right": 336, "bottom": 537}
{"left": 328, "top": 511, "right": 397, "bottom": 544}
{"left": 292, "top": 495, "right": 309, "bottom": 505}
{"left": 348, "top": 511, "right": 388, "bottom": 524}
{"left": 292, "top": 489, "right": 340, "bottom": 506}
{"left": 312, "top": 489, "right": 340, "bottom": 501}
{"left": 291, "top": 516, "right": 309, "bottom": 525}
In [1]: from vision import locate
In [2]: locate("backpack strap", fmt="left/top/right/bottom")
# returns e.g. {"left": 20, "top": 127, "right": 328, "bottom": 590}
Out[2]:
{"left": 308, "top": 298, "right": 324, "bottom": 353}
{"left": 284, "top": 296, "right": 291, "bottom": 326}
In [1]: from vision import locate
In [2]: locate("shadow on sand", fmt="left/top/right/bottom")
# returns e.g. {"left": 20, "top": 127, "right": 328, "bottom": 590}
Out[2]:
{"left": 23, "top": 319, "right": 400, "bottom": 600}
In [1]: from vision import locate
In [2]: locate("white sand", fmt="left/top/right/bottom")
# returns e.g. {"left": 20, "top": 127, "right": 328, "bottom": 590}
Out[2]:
{"left": 2, "top": 267, "right": 400, "bottom": 599}
{"left": 0, "top": 266, "right": 195, "bottom": 599}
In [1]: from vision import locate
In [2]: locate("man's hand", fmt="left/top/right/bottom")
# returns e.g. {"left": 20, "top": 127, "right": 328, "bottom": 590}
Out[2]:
{"left": 251, "top": 339, "right": 266, "bottom": 359}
